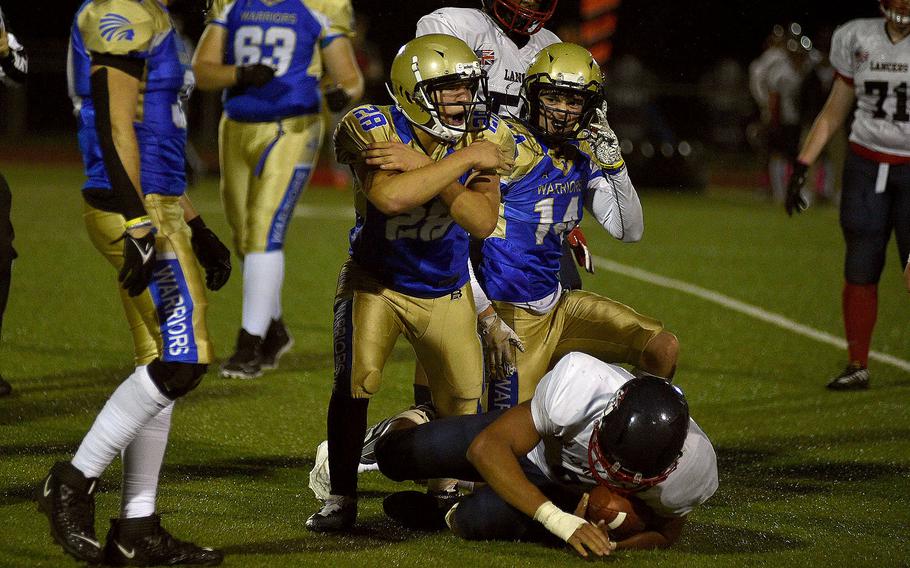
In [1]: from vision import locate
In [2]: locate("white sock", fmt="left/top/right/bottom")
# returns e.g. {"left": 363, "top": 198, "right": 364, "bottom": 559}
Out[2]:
{"left": 242, "top": 251, "right": 285, "bottom": 337}
{"left": 121, "top": 402, "right": 174, "bottom": 519}
{"left": 72, "top": 366, "right": 170, "bottom": 479}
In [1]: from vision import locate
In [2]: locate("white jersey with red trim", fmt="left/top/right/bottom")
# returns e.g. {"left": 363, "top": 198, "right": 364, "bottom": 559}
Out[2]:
{"left": 830, "top": 18, "right": 910, "bottom": 156}
{"left": 416, "top": 7, "right": 559, "bottom": 118}
{"left": 527, "top": 352, "right": 718, "bottom": 518}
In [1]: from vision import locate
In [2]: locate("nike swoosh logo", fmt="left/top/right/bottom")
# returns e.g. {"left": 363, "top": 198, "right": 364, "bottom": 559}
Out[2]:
{"left": 116, "top": 542, "right": 136, "bottom": 558}
{"left": 132, "top": 239, "right": 154, "bottom": 264}
{"left": 43, "top": 477, "right": 51, "bottom": 497}
{"left": 73, "top": 533, "right": 102, "bottom": 549}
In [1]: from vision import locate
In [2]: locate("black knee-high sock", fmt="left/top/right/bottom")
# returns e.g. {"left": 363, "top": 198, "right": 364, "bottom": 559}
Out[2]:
{"left": 326, "top": 392, "right": 368, "bottom": 497}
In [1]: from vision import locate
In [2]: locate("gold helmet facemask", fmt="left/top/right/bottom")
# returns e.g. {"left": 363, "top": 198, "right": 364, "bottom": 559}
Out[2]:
{"left": 387, "top": 34, "right": 491, "bottom": 143}
{"left": 520, "top": 42, "right": 604, "bottom": 144}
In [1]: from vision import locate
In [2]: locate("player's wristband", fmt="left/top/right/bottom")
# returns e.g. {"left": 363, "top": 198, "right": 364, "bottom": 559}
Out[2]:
{"left": 533, "top": 501, "right": 587, "bottom": 542}
{"left": 125, "top": 215, "right": 154, "bottom": 234}
{"left": 187, "top": 215, "right": 206, "bottom": 232}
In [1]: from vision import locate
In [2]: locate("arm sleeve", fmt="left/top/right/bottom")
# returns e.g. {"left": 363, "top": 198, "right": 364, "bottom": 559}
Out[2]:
{"left": 584, "top": 165, "right": 644, "bottom": 242}
{"left": 467, "top": 260, "right": 492, "bottom": 315}
{"left": 79, "top": 0, "right": 156, "bottom": 219}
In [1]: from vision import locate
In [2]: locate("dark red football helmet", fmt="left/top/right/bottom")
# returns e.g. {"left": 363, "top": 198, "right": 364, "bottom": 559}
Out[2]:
{"left": 881, "top": 0, "right": 910, "bottom": 25}
{"left": 482, "top": 0, "right": 558, "bottom": 36}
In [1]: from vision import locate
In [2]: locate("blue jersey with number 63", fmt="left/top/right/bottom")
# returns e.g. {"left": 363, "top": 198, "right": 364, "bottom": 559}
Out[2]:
{"left": 209, "top": 0, "right": 344, "bottom": 121}
{"left": 334, "top": 104, "right": 515, "bottom": 298}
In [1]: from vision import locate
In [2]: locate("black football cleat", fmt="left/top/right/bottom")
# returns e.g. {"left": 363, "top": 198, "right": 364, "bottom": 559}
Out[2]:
{"left": 382, "top": 489, "right": 458, "bottom": 531}
{"left": 305, "top": 495, "right": 357, "bottom": 532}
{"left": 0, "top": 374, "right": 11, "bottom": 396}
{"left": 220, "top": 329, "right": 264, "bottom": 379}
{"left": 103, "top": 514, "right": 223, "bottom": 566}
{"left": 260, "top": 318, "right": 294, "bottom": 370}
{"left": 36, "top": 461, "right": 103, "bottom": 564}
{"left": 827, "top": 364, "right": 870, "bottom": 391}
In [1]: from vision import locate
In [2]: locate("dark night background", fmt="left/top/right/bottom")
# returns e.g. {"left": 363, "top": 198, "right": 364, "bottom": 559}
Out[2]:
{"left": 0, "top": 0, "right": 876, "bottom": 140}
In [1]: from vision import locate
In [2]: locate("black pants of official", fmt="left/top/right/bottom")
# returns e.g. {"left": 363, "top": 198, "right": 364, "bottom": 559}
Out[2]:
{"left": 0, "top": 172, "right": 16, "bottom": 340}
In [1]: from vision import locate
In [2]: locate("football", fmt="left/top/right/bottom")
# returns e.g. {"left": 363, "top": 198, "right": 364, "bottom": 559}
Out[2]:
{"left": 585, "top": 485, "right": 652, "bottom": 539}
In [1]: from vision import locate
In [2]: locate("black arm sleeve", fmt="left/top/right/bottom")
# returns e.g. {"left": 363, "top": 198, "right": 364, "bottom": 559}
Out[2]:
{"left": 90, "top": 66, "right": 147, "bottom": 220}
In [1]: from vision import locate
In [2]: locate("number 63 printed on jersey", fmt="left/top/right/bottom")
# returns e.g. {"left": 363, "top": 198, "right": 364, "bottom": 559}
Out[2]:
{"left": 233, "top": 25, "right": 296, "bottom": 76}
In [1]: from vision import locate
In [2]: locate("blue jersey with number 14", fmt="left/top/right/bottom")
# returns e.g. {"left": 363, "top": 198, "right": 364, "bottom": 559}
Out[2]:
{"left": 334, "top": 104, "right": 515, "bottom": 298}
{"left": 210, "top": 0, "right": 332, "bottom": 121}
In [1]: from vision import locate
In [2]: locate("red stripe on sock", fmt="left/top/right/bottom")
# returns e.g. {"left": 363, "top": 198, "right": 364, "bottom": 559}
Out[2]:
{"left": 842, "top": 283, "right": 877, "bottom": 367}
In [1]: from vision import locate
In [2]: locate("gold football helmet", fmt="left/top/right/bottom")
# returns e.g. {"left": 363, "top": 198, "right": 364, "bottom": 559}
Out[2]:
{"left": 387, "top": 34, "right": 490, "bottom": 143}
{"left": 520, "top": 42, "right": 603, "bottom": 143}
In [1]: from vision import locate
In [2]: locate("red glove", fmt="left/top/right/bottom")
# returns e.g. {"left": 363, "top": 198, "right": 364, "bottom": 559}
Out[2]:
{"left": 566, "top": 227, "right": 594, "bottom": 274}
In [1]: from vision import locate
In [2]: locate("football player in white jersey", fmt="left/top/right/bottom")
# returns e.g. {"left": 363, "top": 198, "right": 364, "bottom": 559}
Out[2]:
{"left": 786, "top": 0, "right": 910, "bottom": 390}
{"left": 373, "top": 352, "right": 718, "bottom": 556}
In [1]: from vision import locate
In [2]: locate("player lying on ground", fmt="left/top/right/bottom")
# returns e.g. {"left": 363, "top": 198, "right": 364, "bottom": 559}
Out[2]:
{"left": 374, "top": 352, "right": 718, "bottom": 557}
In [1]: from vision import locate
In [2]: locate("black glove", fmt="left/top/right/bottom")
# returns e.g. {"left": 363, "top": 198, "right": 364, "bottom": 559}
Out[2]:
{"left": 785, "top": 161, "right": 809, "bottom": 216}
{"left": 117, "top": 231, "right": 157, "bottom": 297}
{"left": 236, "top": 64, "right": 275, "bottom": 89}
{"left": 323, "top": 84, "right": 351, "bottom": 112}
{"left": 188, "top": 216, "right": 232, "bottom": 291}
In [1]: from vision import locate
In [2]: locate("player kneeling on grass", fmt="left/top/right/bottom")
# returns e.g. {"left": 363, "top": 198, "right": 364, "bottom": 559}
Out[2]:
{"left": 374, "top": 352, "right": 718, "bottom": 556}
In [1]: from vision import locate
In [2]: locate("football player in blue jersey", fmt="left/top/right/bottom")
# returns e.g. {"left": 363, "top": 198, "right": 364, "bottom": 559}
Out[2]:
{"left": 37, "top": 0, "right": 230, "bottom": 565}
{"left": 193, "top": 0, "right": 364, "bottom": 379}
{"left": 0, "top": 3, "right": 26, "bottom": 398}
{"left": 305, "top": 34, "right": 515, "bottom": 532}
{"left": 361, "top": 43, "right": 679, "bottom": 409}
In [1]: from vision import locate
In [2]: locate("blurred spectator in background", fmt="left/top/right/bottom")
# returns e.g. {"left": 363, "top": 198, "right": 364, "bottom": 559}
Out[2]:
{"left": 748, "top": 24, "right": 787, "bottom": 192}
{"left": 799, "top": 25, "right": 841, "bottom": 204}
{"left": 0, "top": 3, "right": 26, "bottom": 398}
{"left": 699, "top": 58, "right": 752, "bottom": 150}
{"left": 785, "top": 0, "right": 910, "bottom": 391}
{"left": 193, "top": 0, "right": 364, "bottom": 379}
{"left": 764, "top": 23, "right": 813, "bottom": 203}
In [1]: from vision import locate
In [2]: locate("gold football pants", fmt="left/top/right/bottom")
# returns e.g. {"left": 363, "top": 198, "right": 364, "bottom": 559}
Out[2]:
{"left": 83, "top": 195, "right": 213, "bottom": 365}
{"left": 490, "top": 290, "right": 663, "bottom": 407}
{"left": 333, "top": 260, "right": 483, "bottom": 417}
{"left": 219, "top": 113, "right": 324, "bottom": 256}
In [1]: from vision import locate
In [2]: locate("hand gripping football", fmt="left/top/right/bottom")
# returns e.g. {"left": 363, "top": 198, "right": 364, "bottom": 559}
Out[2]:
{"left": 585, "top": 485, "right": 652, "bottom": 539}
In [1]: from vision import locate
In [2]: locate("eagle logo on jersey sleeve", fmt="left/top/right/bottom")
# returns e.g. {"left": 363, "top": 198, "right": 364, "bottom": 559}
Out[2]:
{"left": 80, "top": 0, "right": 157, "bottom": 56}
{"left": 99, "top": 13, "right": 134, "bottom": 41}
{"left": 333, "top": 104, "right": 397, "bottom": 165}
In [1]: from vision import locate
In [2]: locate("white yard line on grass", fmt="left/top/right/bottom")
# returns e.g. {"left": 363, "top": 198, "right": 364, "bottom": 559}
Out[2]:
{"left": 593, "top": 255, "right": 910, "bottom": 373}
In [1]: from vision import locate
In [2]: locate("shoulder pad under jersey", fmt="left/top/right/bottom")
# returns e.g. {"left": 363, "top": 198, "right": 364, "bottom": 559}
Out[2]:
{"left": 78, "top": 0, "right": 158, "bottom": 57}
{"left": 333, "top": 104, "right": 398, "bottom": 165}
{"left": 304, "top": 0, "right": 354, "bottom": 38}
{"left": 468, "top": 113, "right": 516, "bottom": 177}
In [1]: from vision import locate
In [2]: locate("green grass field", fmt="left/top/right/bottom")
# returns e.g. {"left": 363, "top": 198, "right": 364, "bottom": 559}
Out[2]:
{"left": 0, "top": 162, "right": 908, "bottom": 567}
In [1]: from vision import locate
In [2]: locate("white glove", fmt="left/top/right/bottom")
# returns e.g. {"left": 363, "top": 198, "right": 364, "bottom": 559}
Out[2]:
{"left": 478, "top": 312, "right": 525, "bottom": 379}
{"left": 588, "top": 103, "right": 624, "bottom": 170}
